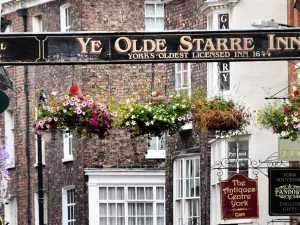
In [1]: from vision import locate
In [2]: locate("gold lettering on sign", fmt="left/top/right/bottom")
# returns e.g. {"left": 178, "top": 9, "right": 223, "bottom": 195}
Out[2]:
{"left": 268, "top": 34, "right": 300, "bottom": 51}
{"left": 114, "top": 37, "right": 167, "bottom": 54}
{"left": 0, "top": 43, "right": 7, "bottom": 50}
{"left": 179, "top": 35, "right": 255, "bottom": 52}
{"left": 76, "top": 38, "right": 102, "bottom": 55}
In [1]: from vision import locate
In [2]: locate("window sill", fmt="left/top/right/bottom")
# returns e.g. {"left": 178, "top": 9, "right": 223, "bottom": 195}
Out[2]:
{"left": 145, "top": 150, "right": 165, "bottom": 159}
{"left": 7, "top": 163, "right": 15, "bottom": 169}
{"left": 219, "top": 219, "right": 253, "bottom": 224}
{"left": 181, "top": 122, "right": 192, "bottom": 130}
{"left": 62, "top": 157, "right": 74, "bottom": 163}
{"left": 33, "top": 163, "right": 46, "bottom": 167}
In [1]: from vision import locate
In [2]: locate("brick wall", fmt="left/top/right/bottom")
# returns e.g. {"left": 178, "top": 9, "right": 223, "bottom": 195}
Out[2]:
{"left": 163, "top": 0, "right": 210, "bottom": 224}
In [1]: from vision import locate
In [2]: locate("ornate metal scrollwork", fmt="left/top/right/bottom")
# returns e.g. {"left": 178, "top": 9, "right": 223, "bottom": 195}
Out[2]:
{"left": 212, "top": 152, "right": 290, "bottom": 180}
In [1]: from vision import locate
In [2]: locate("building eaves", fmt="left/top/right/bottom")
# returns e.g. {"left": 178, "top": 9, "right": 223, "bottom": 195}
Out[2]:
{"left": 1, "top": 0, "right": 55, "bottom": 15}
{"left": 199, "top": 0, "right": 240, "bottom": 16}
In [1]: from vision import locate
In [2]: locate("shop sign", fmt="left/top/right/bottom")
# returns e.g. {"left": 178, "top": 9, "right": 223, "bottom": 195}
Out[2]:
{"left": 0, "top": 90, "right": 9, "bottom": 113}
{"left": 269, "top": 168, "right": 300, "bottom": 216}
{"left": 3, "top": 29, "right": 300, "bottom": 64}
{"left": 278, "top": 138, "right": 300, "bottom": 160}
{"left": 221, "top": 173, "right": 259, "bottom": 220}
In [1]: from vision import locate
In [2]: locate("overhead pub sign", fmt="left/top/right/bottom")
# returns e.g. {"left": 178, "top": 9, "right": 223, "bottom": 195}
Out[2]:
{"left": 221, "top": 174, "right": 259, "bottom": 220}
{"left": 269, "top": 168, "right": 300, "bottom": 216}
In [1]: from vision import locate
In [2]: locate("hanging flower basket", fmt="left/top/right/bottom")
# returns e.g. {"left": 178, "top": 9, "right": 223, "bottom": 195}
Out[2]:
{"left": 33, "top": 85, "right": 116, "bottom": 139}
{"left": 257, "top": 83, "right": 300, "bottom": 141}
{"left": 192, "top": 95, "right": 250, "bottom": 136}
{"left": 117, "top": 91, "right": 193, "bottom": 137}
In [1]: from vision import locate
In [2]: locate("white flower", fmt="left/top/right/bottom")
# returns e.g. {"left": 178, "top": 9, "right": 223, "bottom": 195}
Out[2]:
{"left": 151, "top": 120, "right": 154, "bottom": 125}
{"left": 131, "top": 115, "right": 136, "bottom": 119}
{"left": 132, "top": 121, "right": 136, "bottom": 125}
{"left": 141, "top": 110, "right": 144, "bottom": 113}
{"left": 173, "top": 106, "right": 176, "bottom": 109}
{"left": 130, "top": 108, "right": 134, "bottom": 112}
{"left": 51, "top": 91, "right": 57, "bottom": 96}
{"left": 152, "top": 91, "right": 156, "bottom": 96}
{"left": 181, "top": 105, "right": 186, "bottom": 108}
{"left": 153, "top": 116, "right": 157, "bottom": 119}
{"left": 125, "top": 121, "right": 130, "bottom": 126}
{"left": 126, "top": 99, "right": 130, "bottom": 104}
{"left": 145, "top": 122, "right": 150, "bottom": 126}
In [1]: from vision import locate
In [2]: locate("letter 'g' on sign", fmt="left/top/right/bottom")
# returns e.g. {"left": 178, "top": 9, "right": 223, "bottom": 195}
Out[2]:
{"left": 0, "top": 90, "right": 9, "bottom": 113}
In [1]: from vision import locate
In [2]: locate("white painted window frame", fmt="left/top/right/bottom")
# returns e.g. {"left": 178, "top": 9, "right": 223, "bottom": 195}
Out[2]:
{"left": 32, "top": 14, "right": 43, "bottom": 32}
{"left": 85, "top": 169, "right": 165, "bottom": 225}
{"left": 4, "top": 196, "right": 18, "bottom": 225}
{"left": 144, "top": 1, "right": 164, "bottom": 31}
{"left": 34, "top": 192, "right": 48, "bottom": 225}
{"left": 4, "top": 110, "right": 15, "bottom": 168}
{"left": 146, "top": 134, "right": 166, "bottom": 159}
{"left": 62, "top": 131, "right": 73, "bottom": 162}
{"left": 60, "top": 4, "right": 71, "bottom": 32}
{"left": 210, "top": 137, "right": 252, "bottom": 225}
{"left": 173, "top": 156, "right": 201, "bottom": 225}
{"left": 175, "top": 63, "right": 191, "bottom": 96}
{"left": 62, "top": 185, "right": 76, "bottom": 225}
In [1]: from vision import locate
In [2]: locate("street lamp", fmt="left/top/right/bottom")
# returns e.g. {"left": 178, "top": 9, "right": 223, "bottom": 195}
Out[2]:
{"left": 251, "top": 19, "right": 293, "bottom": 28}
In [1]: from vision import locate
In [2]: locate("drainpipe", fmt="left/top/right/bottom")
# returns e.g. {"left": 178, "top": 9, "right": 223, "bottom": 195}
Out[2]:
{"left": 17, "top": 8, "right": 31, "bottom": 225}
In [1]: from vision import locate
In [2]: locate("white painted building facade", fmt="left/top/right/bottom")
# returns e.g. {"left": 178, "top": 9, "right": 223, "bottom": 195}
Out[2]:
{"left": 200, "top": 0, "right": 289, "bottom": 224}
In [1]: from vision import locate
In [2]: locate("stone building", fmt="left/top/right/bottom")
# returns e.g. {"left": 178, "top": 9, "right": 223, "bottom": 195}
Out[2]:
{"left": 0, "top": 0, "right": 209, "bottom": 225}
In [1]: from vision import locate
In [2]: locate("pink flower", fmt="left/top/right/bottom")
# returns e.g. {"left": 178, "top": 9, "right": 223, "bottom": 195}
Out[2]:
{"left": 178, "top": 117, "right": 182, "bottom": 121}
{"left": 144, "top": 100, "right": 149, "bottom": 103}
{"left": 77, "top": 109, "right": 82, "bottom": 114}
{"left": 92, "top": 105, "right": 98, "bottom": 111}
{"left": 46, "top": 124, "right": 50, "bottom": 128}
{"left": 294, "top": 124, "right": 299, "bottom": 129}
{"left": 284, "top": 105, "right": 289, "bottom": 112}
{"left": 71, "top": 97, "right": 76, "bottom": 102}
{"left": 294, "top": 111, "right": 299, "bottom": 116}
{"left": 87, "top": 99, "right": 94, "bottom": 105}
{"left": 81, "top": 102, "right": 87, "bottom": 107}
{"left": 125, "top": 115, "right": 129, "bottom": 119}
{"left": 153, "top": 99, "right": 158, "bottom": 103}
{"left": 36, "top": 130, "right": 43, "bottom": 135}
{"left": 164, "top": 99, "right": 169, "bottom": 103}
{"left": 54, "top": 117, "right": 58, "bottom": 121}
{"left": 65, "top": 95, "right": 69, "bottom": 99}
{"left": 48, "top": 117, "right": 52, "bottom": 122}
{"left": 63, "top": 109, "right": 67, "bottom": 113}
{"left": 39, "top": 121, "right": 44, "bottom": 126}
{"left": 191, "top": 105, "right": 196, "bottom": 109}
{"left": 112, "top": 112, "right": 117, "bottom": 117}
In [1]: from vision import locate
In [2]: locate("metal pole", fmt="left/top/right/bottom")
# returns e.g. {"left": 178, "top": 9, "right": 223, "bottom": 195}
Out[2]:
{"left": 37, "top": 134, "right": 44, "bottom": 225}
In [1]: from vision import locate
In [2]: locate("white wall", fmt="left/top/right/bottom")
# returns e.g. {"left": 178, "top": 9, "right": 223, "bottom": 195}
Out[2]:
{"left": 206, "top": 0, "right": 289, "bottom": 224}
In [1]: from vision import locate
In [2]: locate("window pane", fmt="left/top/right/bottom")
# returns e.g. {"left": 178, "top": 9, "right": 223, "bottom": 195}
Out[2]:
{"left": 137, "top": 217, "right": 144, "bottom": 225}
{"left": 108, "top": 218, "right": 116, "bottom": 225}
{"left": 146, "top": 218, "right": 153, "bottom": 225}
{"left": 175, "top": 73, "right": 181, "bottom": 89}
{"left": 156, "top": 18, "right": 164, "bottom": 30}
{"left": 108, "top": 203, "right": 116, "bottom": 216}
{"left": 157, "top": 217, "right": 164, "bottom": 225}
{"left": 117, "top": 203, "right": 124, "bottom": 216}
{"left": 99, "top": 187, "right": 107, "bottom": 200}
{"left": 117, "top": 187, "right": 124, "bottom": 200}
{"left": 100, "top": 218, "right": 107, "bottom": 225}
{"left": 128, "top": 187, "right": 135, "bottom": 200}
{"left": 128, "top": 203, "right": 135, "bottom": 216}
{"left": 145, "top": 187, "right": 153, "bottom": 200}
{"left": 239, "top": 141, "right": 248, "bottom": 158}
{"left": 156, "top": 203, "right": 164, "bottom": 216}
{"left": 117, "top": 217, "right": 125, "bottom": 225}
{"left": 190, "top": 160, "right": 194, "bottom": 178}
{"left": 176, "top": 63, "right": 181, "bottom": 71}
{"left": 137, "top": 203, "right": 144, "bottom": 215}
{"left": 129, "top": 217, "right": 136, "bottom": 225}
{"left": 186, "top": 160, "right": 190, "bottom": 178}
{"left": 183, "top": 63, "right": 188, "bottom": 71}
{"left": 195, "top": 178, "right": 200, "bottom": 197}
{"left": 195, "top": 159, "right": 200, "bottom": 177}
{"left": 156, "top": 187, "right": 164, "bottom": 200}
{"left": 158, "top": 135, "right": 165, "bottom": 150}
{"left": 137, "top": 187, "right": 144, "bottom": 200}
{"left": 156, "top": 5, "right": 164, "bottom": 16}
{"left": 183, "top": 72, "right": 188, "bottom": 87}
{"left": 145, "top": 18, "right": 155, "bottom": 30}
{"left": 228, "top": 142, "right": 237, "bottom": 159}
{"left": 145, "top": 4, "right": 155, "bottom": 16}
{"left": 108, "top": 187, "right": 115, "bottom": 200}
{"left": 99, "top": 203, "right": 107, "bottom": 216}
{"left": 145, "top": 203, "right": 153, "bottom": 215}
{"left": 186, "top": 180, "right": 190, "bottom": 197}
{"left": 190, "top": 179, "right": 194, "bottom": 197}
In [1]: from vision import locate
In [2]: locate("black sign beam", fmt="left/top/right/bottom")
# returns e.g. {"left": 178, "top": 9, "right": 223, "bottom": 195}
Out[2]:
{"left": 2, "top": 29, "right": 300, "bottom": 64}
